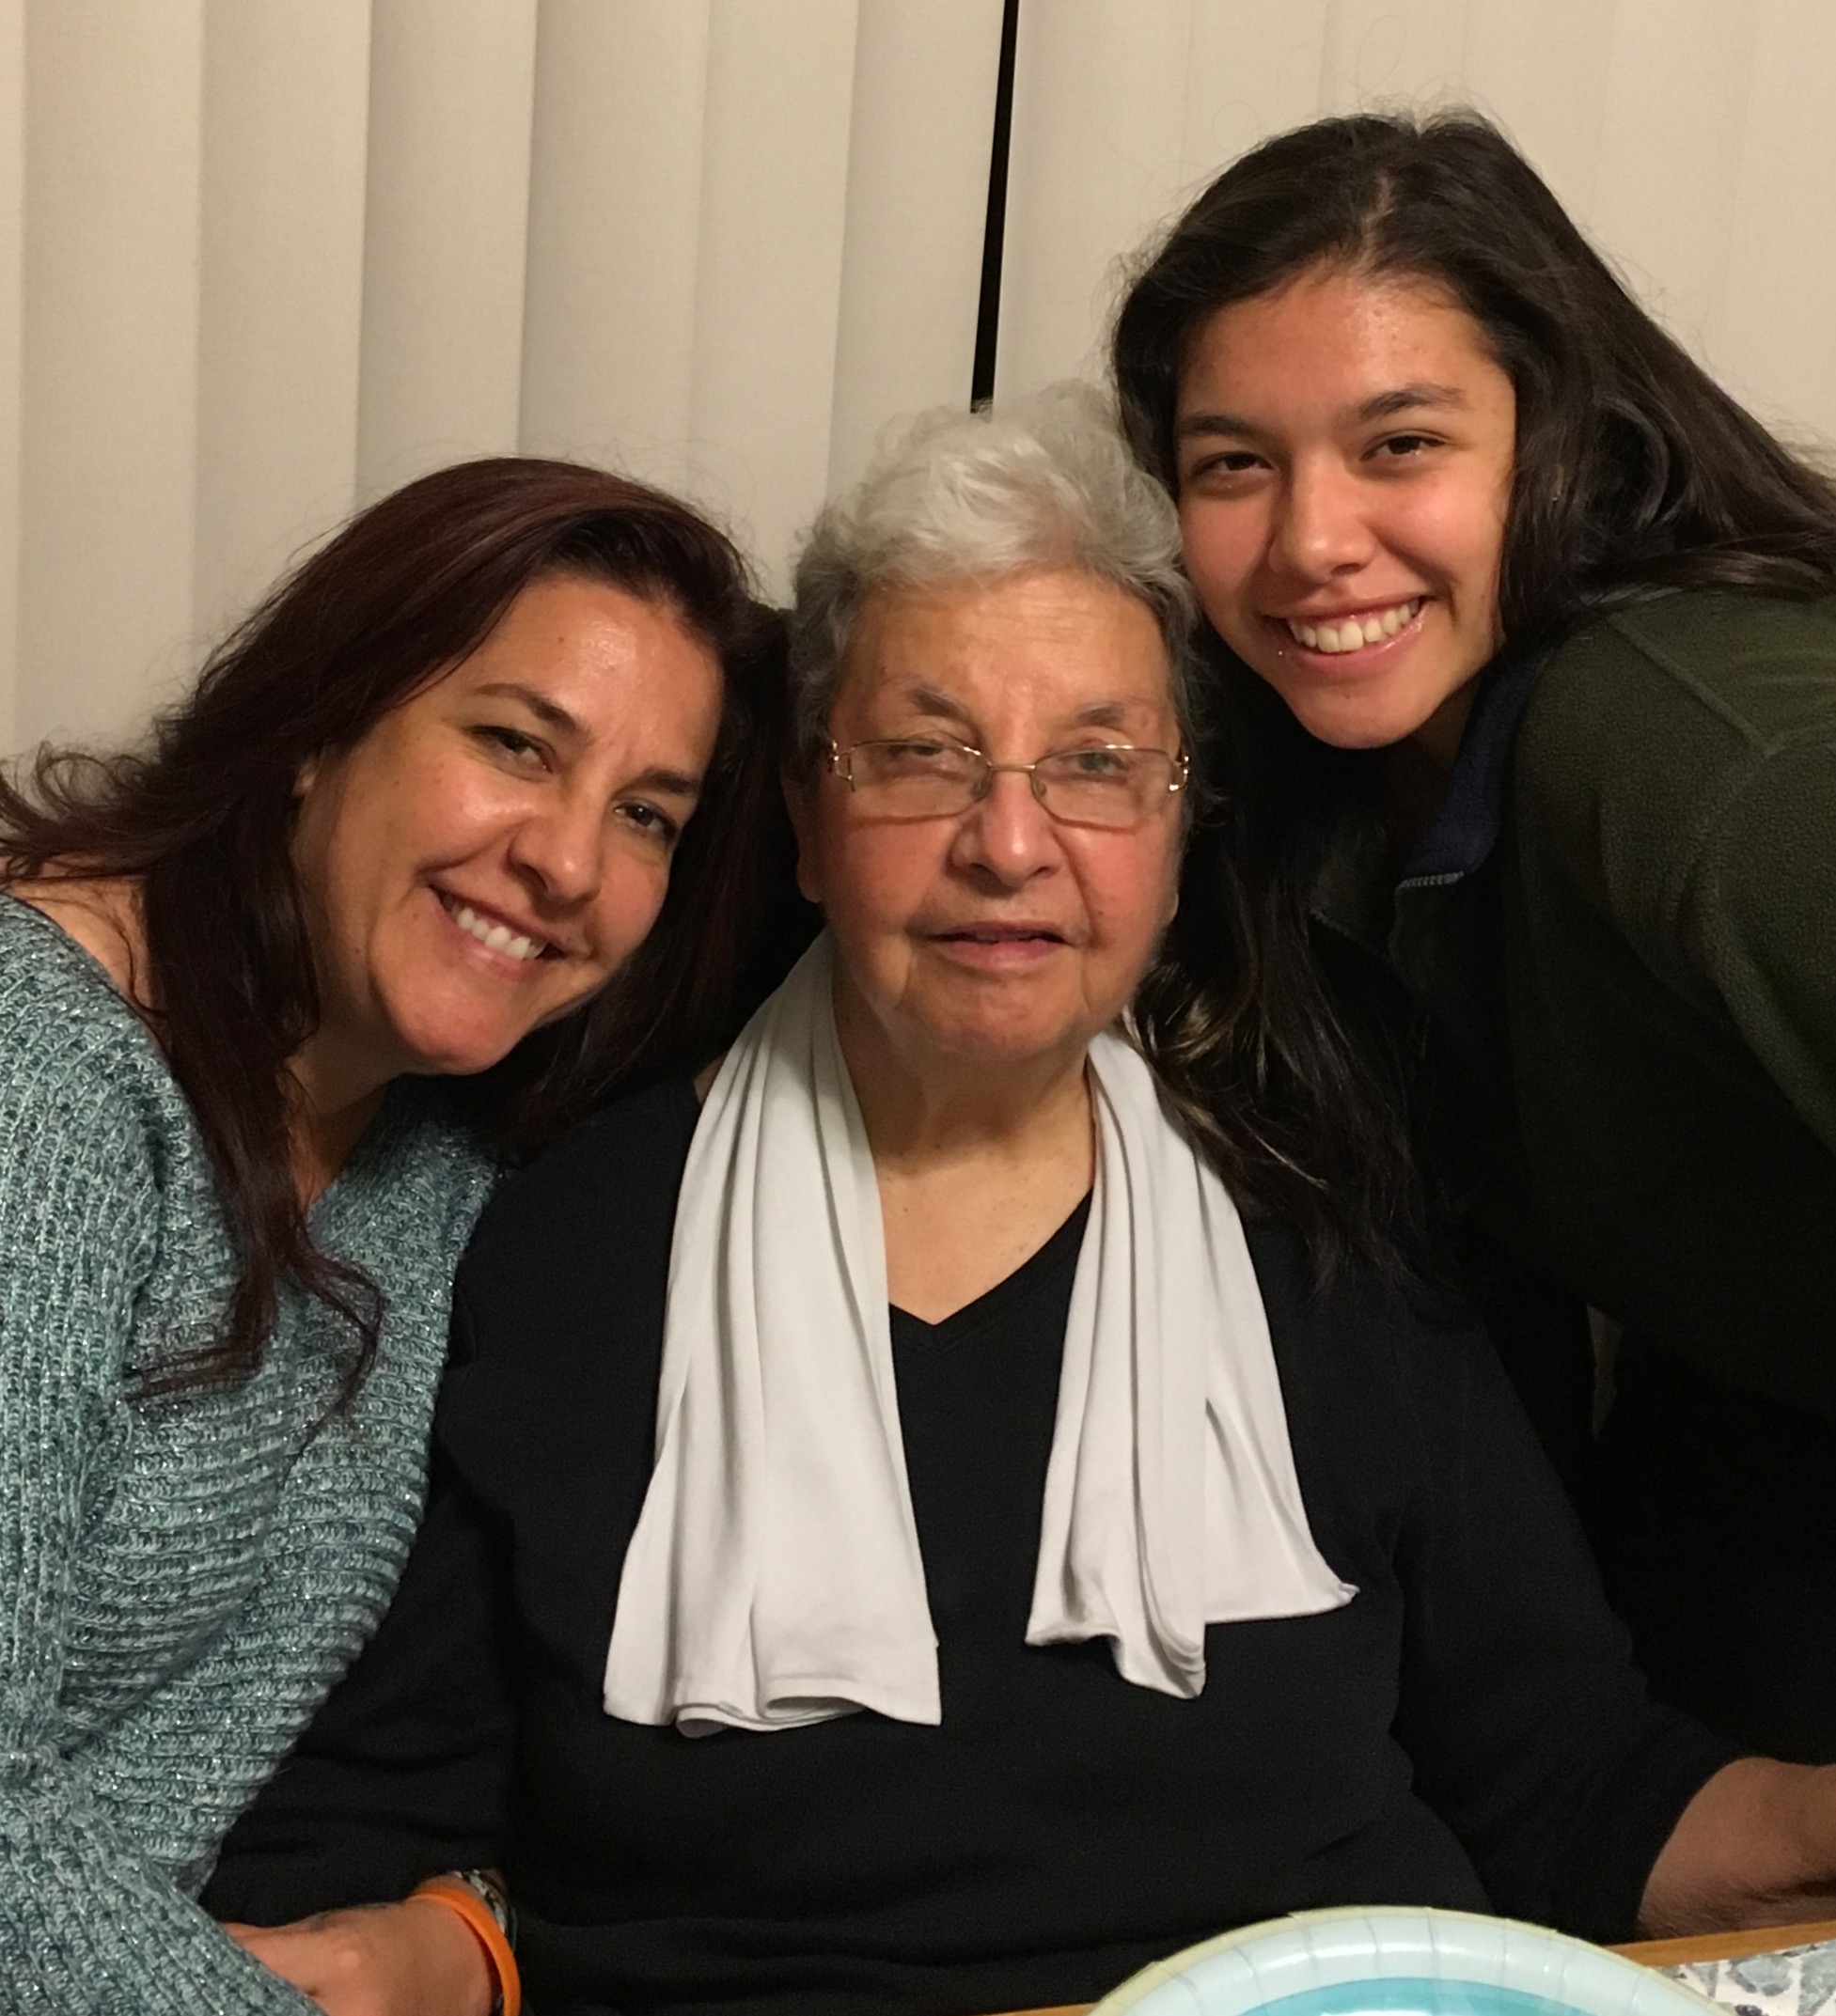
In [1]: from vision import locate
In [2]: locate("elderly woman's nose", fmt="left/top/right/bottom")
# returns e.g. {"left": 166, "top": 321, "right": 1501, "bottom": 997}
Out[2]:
{"left": 949, "top": 768, "right": 1059, "bottom": 878}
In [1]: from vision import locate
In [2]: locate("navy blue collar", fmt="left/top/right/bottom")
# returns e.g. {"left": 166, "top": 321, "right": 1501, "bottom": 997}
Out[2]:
{"left": 1399, "top": 643, "right": 1551, "bottom": 884}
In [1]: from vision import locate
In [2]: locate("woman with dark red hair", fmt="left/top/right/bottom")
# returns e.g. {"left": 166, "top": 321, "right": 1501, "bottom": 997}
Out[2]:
{"left": 0, "top": 455, "right": 779, "bottom": 2013}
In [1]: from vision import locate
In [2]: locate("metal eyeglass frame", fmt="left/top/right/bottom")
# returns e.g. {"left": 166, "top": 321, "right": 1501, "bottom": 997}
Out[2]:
{"left": 825, "top": 736, "right": 1189, "bottom": 824}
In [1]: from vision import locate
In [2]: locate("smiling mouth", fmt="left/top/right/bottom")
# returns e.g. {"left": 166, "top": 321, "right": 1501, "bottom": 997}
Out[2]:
{"left": 439, "top": 892, "right": 555, "bottom": 963}
{"left": 1281, "top": 597, "right": 1425, "bottom": 654}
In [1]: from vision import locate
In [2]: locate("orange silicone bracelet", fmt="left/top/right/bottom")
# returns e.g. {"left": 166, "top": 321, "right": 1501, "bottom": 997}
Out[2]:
{"left": 409, "top": 1878, "right": 522, "bottom": 2016}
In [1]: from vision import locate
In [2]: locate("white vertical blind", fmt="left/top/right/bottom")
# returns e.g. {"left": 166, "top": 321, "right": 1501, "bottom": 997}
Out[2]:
{"left": 1, "top": 0, "right": 1000, "bottom": 753}
{"left": 0, "top": 0, "right": 23, "bottom": 758}
{"left": 638, "top": 0, "right": 861, "bottom": 578}
{"left": 517, "top": 1, "right": 721, "bottom": 499}
{"left": 519, "top": 0, "right": 1003, "bottom": 592}
{"left": 195, "top": 0, "right": 371, "bottom": 659}
{"left": 1711, "top": 5, "right": 1836, "bottom": 454}
{"left": 20, "top": 1, "right": 207, "bottom": 744}
{"left": 8, "top": 1, "right": 1834, "bottom": 756}
{"left": 356, "top": 0, "right": 539, "bottom": 491}
{"left": 996, "top": 0, "right": 1836, "bottom": 469}
{"left": 996, "top": 0, "right": 1199, "bottom": 394}
{"left": 826, "top": 0, "right": 1006, "bottom": 493}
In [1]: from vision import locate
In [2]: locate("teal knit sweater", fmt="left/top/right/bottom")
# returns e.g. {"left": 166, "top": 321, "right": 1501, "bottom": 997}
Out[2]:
{"left": 0, "top": 896, "right": 495, "bottom": 2012}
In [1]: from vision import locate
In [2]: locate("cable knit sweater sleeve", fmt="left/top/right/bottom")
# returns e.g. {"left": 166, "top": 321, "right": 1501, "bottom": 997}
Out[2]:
{"left": 0, "top": 899, "right": 493, "bottom": 2015}
{"left": 0, "top": 1025, "right": 317, "bottom": 2010}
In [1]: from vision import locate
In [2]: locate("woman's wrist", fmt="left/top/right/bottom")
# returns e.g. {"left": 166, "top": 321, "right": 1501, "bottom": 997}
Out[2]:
{"left": 406, "top": 1874, "right": 519, "bottom": 2016}
{"left": 1644, "top": 1758, "right": 1836, "bottom": 1935}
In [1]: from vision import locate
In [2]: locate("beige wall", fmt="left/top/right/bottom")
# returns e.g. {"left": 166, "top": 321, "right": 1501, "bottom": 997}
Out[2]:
{"left": 4, "top": 0, "right": 1834, "bottom": 753}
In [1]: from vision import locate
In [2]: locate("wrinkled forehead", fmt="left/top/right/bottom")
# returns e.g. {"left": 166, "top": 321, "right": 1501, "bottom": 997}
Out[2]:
{"left": 834, "top": 568, "right": 1179, "bottom": 740}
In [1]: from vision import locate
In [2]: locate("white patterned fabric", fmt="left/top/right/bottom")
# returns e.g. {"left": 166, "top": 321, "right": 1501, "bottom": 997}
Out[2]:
{"left": 1665, "top": 1940, "right": 1836, "bottom": 2016}
{"left": 603, "top": 932, "right": 1354, "bottom": 1735}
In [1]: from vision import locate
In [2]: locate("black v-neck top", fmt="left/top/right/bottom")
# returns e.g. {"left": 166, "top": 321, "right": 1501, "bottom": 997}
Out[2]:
{"left": 890, "top": 1195, "right": 1088, "bottom": 1643}
{"left": 208, "top": 1079, "right": 1734, "bottom": 2016}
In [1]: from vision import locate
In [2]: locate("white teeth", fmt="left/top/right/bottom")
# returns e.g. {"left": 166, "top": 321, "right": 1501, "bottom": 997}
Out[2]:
{"left": 446, "top": 899, "right": 542, "bottom": 961}
{"left": 1286, "top": 598, "right": 1422, "bottom": 653}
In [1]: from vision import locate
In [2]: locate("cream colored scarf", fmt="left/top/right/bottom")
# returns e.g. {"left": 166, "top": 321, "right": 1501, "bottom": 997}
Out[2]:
{"left": 604, "top": 934, "right": 1353, "bottom": 1734}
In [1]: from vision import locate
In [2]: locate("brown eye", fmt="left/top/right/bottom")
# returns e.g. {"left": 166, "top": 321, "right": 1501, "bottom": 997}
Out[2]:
{"left": 475, "top": 725, "right": 546, "bottom": 765}
{"left": 1183, "top": 447, "right": 1266, "bottom": 486}
{"left": 615, "top": 800, "right": 683, "bottom": 851}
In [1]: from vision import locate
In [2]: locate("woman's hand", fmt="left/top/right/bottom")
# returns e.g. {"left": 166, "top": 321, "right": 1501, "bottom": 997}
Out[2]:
{"left": 224, "top": 1898, "right": 496, "bottom": 2016}
{"left": 1641, "top": 1757, "right": 1836, "bottom": 1936}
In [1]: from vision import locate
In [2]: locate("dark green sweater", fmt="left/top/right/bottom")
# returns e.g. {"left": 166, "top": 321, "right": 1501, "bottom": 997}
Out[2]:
{"left": 1319, "top": 591, "right": 1836, "bottom": 1418}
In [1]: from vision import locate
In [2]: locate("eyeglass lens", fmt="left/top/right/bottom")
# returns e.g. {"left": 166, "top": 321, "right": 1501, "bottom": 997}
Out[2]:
{"left": 837, "top": 739, "right": 1180, "bottom": 825}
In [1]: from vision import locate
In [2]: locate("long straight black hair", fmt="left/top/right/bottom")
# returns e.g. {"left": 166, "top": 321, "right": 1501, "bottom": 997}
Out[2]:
{"left": 2, "top": 458, "right": 784, "bottom": 1396}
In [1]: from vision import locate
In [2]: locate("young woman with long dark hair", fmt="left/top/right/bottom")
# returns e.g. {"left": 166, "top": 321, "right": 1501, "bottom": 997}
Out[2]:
{"left": 1113, "top": 111, "right": 1836, "bottom": 1762}
{"left": 0, "top": 455, "right": 778, "bottom": 2013}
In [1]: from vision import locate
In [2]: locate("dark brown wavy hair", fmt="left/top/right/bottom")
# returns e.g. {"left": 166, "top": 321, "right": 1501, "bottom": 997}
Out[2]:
{"left": 1, "top": 457, "right": 785, "bottom": 1396}
{"left": 1111, "top": 110, "right": 1836, "bottom": 1285}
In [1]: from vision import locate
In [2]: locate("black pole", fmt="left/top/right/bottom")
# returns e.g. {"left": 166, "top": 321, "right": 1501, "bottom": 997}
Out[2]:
{"left": 970, "top": 0, "right": 1021, "bottom": 406}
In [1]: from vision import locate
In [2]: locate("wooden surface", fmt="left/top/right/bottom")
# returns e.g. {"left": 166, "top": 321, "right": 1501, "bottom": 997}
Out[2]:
{"left": 1609, "top": 1919, "right": 1836, "bottom": 1966}
{"left": 989, "top": 1921, "right": 1836, "bottom": 2016}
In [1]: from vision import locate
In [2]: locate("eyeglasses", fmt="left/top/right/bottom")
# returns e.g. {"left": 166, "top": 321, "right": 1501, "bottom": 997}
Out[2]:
{"left": 827, "top": 736, "right": 1188, "bottom": 828}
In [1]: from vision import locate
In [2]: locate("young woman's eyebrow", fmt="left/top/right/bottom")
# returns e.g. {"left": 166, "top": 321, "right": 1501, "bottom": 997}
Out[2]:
{"left": 1355, "top": 383, "right": 1468, "bottom": 422}
{"left": 1175, "top": 410, "right": 1258, "bottom": 443}
{"left": 1178, "top": 383, "right": 1469, "bottom": 442}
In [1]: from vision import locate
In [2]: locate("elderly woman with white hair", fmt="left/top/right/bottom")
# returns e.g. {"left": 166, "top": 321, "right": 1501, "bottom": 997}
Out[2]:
{"left": 204, "top": 390, "right": 1836, "bottom": 2016}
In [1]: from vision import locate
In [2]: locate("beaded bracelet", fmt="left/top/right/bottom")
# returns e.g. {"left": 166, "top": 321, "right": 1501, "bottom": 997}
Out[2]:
{"left": 409, "top": 1873, "right": 522, "bottom": 2016}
